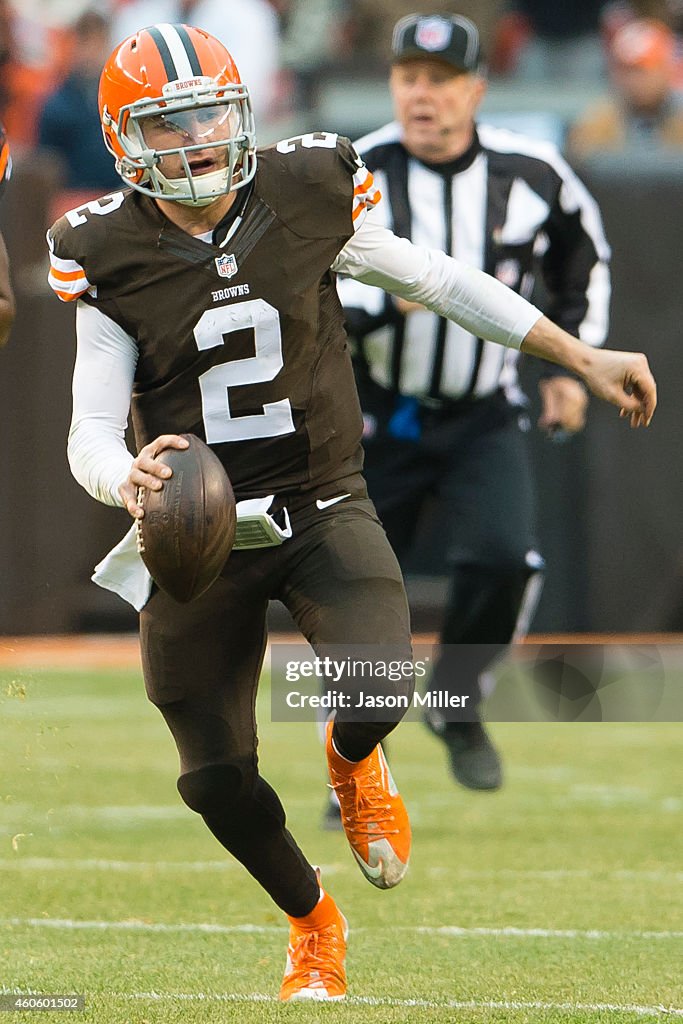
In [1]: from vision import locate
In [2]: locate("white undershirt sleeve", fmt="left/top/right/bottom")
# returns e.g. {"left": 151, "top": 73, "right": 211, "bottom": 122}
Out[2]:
{"left": 68, "top": 301, "right": 138, "bottom": 507}
{"left": 332, "top": 210, "right": 543, "bottom": 349}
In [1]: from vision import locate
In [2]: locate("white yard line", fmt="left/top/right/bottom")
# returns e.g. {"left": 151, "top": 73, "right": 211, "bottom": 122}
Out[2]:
{"left": 428, "top": 867, "right": 683, "bottom": 882}
{"left": 0, "top": 858, "right": 343, "bottom": 875}
{"left": 122, "top": 992, "right": 683, "bottom": 1017}
{"left": 415, "top": 925, "right": 683, "bottom": 939}
{"left": 0, "top": 804, "right": 189, "bottom": 821}
{"left": 1, "top": 859, "right": 679, "bottom": 883}
{"left": 2, "top": 987, "right": 681, "bottom": 1017}
{"left": 2, "top": 918, "right": 681, "bottom": 940}
{"left": 0, "top": 858, "right": 237, "bottom": 872}
{"left": 1, "top": 919, "right": 279, "bottom": 934}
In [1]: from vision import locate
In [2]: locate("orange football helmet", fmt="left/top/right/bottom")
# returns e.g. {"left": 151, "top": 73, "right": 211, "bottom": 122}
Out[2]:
{"left": 99, "top": 24, "right": 256, "bottom": 206}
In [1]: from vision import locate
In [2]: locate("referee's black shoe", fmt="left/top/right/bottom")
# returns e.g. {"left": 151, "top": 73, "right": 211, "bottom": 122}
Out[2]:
{"left": 423, "top": 710, "right": 503, "bottom": 791}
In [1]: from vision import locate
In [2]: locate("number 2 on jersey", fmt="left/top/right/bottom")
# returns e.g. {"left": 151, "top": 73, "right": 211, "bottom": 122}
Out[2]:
{"left": 194, "top": 299, "right": 294, "bottom": 444}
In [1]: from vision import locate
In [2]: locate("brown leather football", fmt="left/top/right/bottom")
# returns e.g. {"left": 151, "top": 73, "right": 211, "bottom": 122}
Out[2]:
{"left": 136, "top": 435, "right": 236, "bottom": 603}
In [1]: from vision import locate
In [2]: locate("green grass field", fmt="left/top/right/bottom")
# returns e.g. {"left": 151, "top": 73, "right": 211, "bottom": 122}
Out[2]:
{"left": 0, "top": 665, "right": 681, "bottom": 1023}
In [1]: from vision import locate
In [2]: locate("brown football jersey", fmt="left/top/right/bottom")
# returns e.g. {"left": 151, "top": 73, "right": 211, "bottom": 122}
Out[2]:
{"left": 48, "top": 134, "right": 380, "bottom": 500}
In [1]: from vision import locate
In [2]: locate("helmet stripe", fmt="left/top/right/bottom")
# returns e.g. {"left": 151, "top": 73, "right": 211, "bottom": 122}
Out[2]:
{"left": 146, "top": 25, "right": 180, "bottom": 79}
{"left": 146, "top": 25, "right": 179, "bottom": 80}
{"left": 148, "top": 23, "right": 194, "bottom": 80}
{"left": 174, "top": 24, "right": 204, "bottom": 76}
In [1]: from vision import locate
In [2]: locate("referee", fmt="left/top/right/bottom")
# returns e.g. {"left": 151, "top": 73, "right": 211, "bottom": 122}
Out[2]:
{"left": 335, "top": 13, "right": 611, "bottom": 796}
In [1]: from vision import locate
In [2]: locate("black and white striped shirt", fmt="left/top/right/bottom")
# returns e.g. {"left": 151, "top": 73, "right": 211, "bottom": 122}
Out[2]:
{"left": 338, "top": 121, "right": 611, "bottom": 404}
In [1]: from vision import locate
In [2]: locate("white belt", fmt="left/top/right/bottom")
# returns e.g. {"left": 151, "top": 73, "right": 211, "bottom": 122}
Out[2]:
{"left": 233, "top": 495, "right": 292, "bottom": 550}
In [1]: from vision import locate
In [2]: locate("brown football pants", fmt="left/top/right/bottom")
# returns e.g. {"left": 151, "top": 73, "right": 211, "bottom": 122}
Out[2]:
{"left": 139, "top": 494, "right": 413, "bottom": 916}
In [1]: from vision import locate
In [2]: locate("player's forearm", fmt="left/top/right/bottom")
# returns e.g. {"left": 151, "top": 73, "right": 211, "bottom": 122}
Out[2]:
{"left": 520, "top": 315, "right": 597, "bottom": 378}
{"left": 68, "top": 419, "right": 133, "bottom": 507}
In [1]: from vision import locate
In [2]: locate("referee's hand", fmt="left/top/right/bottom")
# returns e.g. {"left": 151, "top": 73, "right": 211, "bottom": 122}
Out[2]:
{"left": 538, "top": 377, "right": 588, "bottom": 436}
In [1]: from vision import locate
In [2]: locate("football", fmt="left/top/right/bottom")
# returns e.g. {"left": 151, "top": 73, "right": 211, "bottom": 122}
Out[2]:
{"left": 136, "top": 435, "right": 236, "bottom": 603}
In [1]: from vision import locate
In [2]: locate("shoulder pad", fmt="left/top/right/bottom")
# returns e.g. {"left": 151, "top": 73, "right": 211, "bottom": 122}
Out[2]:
{"left": 47, "top": 191, "right": 129, "bottom": 302}
{"left": 256, "top": 133, "right": 379, "bottom": 239}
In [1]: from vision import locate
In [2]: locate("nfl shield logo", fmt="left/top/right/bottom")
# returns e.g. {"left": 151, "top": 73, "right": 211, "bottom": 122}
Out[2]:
{"left": 215, "top": 253, "right": 238, "bottom": 279}
{"left": 415, "top": 17, "right": 452, "bottom": 52}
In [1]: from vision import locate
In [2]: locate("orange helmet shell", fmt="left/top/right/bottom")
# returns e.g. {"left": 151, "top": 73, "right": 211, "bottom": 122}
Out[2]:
{"left": 100, "top": 25, "right": 242, "bottom": 170}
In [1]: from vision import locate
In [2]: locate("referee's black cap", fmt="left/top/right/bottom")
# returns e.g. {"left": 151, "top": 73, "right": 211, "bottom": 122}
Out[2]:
{"left": 391, "top": 13, "right": 483, "bottom": 73}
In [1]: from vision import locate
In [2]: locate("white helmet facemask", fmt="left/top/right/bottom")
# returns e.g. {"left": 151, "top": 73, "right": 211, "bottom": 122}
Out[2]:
{"left": 105, "top": 78, "right": 256, "bottom": 206}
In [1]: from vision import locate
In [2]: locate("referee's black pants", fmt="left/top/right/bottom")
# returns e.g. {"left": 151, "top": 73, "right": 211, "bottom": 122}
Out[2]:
{"left": 362, "top": 390, "right": 544, "bottom": 718}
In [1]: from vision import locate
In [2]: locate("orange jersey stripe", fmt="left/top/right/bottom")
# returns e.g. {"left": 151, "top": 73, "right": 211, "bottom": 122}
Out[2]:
{"left": 53, "top": 288, "right": 84, "bottom": 302}
{"left": 0, "top": 143, "right": 8, "bottom": 181}
{"left": 353, "top": 174, "right": 375, "bottom": 197}
{"left": 50, "top": 266, "right": 88, "bottom": 283}
{"left": 352, "top": 189, "right": 382, "bottom": 218}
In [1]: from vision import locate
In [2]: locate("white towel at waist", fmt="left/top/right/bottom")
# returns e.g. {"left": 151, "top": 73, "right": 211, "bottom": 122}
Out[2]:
{"left": 92, "top": 495, "right": 282, "bottom": 610}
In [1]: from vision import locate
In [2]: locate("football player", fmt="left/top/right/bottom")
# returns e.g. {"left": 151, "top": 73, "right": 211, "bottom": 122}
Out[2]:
{"left": 0, "top": 123, "right": 15, "bottom": 347}
{"left": 47, "top": 24, "right": 656, "bottom": 1002}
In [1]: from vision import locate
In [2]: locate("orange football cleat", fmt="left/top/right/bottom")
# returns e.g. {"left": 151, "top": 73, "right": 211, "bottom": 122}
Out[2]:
{"left": 326, "top": 719, "right": 411, "bottom": 888}
{"left": 279, "top": 883, "right": 348, "bottom": 1002}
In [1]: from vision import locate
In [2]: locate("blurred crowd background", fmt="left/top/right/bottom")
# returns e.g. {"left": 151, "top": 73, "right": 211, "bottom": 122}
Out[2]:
{"left": 0, "top": 0, "right": 682, "bottom": 635}
{"left": 3, "top": 0, "right": 683, "bottom": 203}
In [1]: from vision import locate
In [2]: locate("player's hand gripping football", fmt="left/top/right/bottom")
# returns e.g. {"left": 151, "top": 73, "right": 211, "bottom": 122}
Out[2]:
{"left": 119, "top": 434, "right": 189, "bottom": 517}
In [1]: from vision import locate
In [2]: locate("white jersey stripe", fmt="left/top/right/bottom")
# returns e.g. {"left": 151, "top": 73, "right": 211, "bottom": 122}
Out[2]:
{"left": 351, "top": 164, "right": 381, "bottom": 229}
{"left": 354, "top": 121, "right": 402, "bottom": 156}
{"left": 48, "top": 253, "right": 88, "bottom": 275}
{"left": 500, "top": 178, "right": 551, "bottom": 245}
{"left": 48, "top": 273, "right": 92, "bottom": 296}
{"left": 478, "top": 123, "right": 610, "bottom": 346}
{"left": 155, "top": 23, "right": 195, "bottom": 80}
{"left": 449, "top": 152, "right": 487, "bottom": 397}
{"left": 403, "top": 159, "right": 450, "bottom": 394}
{"left": 580, "top": 261, "right": 611, "bottom": 346}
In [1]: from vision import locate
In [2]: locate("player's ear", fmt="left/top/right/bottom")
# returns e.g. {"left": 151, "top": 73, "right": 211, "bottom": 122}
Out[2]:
{"left": 472, "top": 74, "right": 487, "bottom": 109}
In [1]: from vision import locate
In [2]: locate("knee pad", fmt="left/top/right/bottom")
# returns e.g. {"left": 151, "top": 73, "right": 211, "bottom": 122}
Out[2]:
{"left": 177, "top": 759, "right": 255, "bottom": 816}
